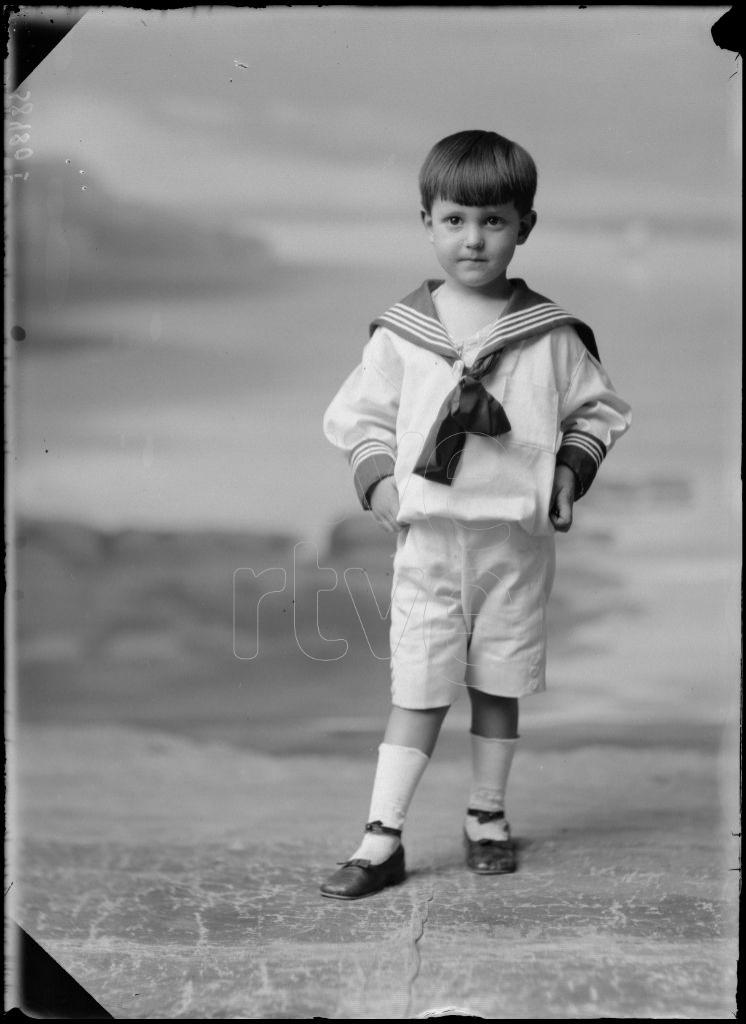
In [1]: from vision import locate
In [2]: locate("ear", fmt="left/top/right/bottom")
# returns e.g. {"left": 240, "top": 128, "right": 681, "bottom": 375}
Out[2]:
{"left": 421, "top": 207, "right": 434, "bottom": 242}
{"left": 517, "top": 210, "right": 537, "bottom": 245}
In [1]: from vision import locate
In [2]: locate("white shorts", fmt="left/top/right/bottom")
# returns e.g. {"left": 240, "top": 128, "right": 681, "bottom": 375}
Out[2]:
{"left": 389, "top": 518, "right": 556, "bottom": 708}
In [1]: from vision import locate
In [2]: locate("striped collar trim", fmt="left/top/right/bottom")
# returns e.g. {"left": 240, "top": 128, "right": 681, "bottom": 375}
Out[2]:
{"left": 370, "top": 279, "right": 594, "bottom": 361}
{"left": 370, "top": 281, "right": 452, "bottom": 356}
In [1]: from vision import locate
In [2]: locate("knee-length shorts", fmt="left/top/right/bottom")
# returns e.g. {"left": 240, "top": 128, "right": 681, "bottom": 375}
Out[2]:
{"left": 389, "top": 517, "right": 556, "bottom": 708}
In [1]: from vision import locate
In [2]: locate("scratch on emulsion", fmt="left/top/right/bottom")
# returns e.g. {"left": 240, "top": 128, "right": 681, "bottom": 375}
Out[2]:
{"left": 194, "top": 910, "right": 208, "bottom": 950}
{"left": 403, "top": 886, "right": 436, "bottom": 1017}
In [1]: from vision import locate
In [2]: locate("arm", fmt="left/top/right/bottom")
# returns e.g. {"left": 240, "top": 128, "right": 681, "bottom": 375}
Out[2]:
{"left": 556, "top": 343, "right": 632, "bottom": 502}
{"left": 323, "top": 327, "right": 403, "bottom": 511}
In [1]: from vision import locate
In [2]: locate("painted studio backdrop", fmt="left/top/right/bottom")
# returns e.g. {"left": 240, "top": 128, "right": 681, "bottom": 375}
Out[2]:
{"left": 7, "top": 6, "right": 741, "bottom": 1019}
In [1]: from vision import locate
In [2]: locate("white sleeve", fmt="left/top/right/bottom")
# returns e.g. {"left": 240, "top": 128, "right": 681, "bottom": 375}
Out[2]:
{"left": 556, "top": 333, "right": 632, "bottom": 498}
{"left": 323, "top": 327, "right": 403, "bottom": 508}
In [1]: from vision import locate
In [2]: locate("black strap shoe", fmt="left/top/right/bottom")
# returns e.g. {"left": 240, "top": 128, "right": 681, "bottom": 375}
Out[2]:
{"left": 320, "top": 822, "right": 406, "bottom": 900}
{"left": 463, "top": 808, "right": 517, "bottom": 875}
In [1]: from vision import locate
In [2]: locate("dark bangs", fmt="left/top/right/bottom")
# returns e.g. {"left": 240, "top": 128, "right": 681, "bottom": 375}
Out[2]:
{"left": 419, "top": 130, "right": 537, "bottom": 216}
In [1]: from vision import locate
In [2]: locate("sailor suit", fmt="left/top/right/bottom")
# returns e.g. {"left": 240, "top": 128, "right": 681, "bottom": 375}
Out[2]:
{"left": 323, "top": 278, "right": 631, "bottom": 706}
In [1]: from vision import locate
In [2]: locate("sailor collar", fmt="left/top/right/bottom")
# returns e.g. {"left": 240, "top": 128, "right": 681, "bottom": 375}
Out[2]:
{"left": 369, "top": 278, "right": 599, "bottom": 363}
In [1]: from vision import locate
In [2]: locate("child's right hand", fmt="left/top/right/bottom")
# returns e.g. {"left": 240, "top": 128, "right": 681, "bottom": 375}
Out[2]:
{"left": 369, "top": 476, "right": 405, "bottom": 533}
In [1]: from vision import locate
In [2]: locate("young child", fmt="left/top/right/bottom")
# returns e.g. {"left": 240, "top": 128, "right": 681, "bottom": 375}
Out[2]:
{"left": 320, "top": 129, "right": 631, "bottom": 899}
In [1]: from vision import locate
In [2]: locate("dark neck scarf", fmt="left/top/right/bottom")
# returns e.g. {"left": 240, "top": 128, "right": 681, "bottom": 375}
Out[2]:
{"left": 370, "top": 279, "right": 599, "bottom": 485}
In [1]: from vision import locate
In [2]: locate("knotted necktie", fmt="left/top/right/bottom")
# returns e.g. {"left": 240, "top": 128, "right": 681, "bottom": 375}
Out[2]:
{"left": 369, "top": 279, "right": 599, "bottom": 488}
{"left": 412, "top": 350, "right": 510, "bottom": 484}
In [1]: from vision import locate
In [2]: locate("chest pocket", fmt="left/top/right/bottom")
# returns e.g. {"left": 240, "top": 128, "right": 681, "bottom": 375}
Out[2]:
{"left": 498, "top": 376, "right": 560, "bottom": 453}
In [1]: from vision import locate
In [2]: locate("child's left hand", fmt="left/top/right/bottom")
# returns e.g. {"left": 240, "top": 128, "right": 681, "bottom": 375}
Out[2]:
{"left": 549, "top": 464, "right": 577, "bottom": 532}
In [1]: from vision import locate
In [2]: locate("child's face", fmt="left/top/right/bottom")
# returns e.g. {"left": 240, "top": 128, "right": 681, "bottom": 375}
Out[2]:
{"left": 422, "top": 198, "right": 536, "bottom": 292}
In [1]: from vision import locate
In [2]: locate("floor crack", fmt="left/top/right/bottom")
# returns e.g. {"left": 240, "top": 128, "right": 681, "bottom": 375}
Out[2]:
{"left": 403, "top": 885, "right": 436, "bottom": 1018}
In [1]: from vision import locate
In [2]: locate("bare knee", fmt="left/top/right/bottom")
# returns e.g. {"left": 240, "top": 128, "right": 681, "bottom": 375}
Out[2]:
{"left": 468, "top": 690, "right": 518, "bottom": 738}
{"left": 384, "top": 703, "right": 451, "bottom": 756}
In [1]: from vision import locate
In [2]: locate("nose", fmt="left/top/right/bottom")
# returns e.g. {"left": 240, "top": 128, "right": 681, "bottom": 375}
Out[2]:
{"left": 464, "top": 226, "right": 484, "bottom": 249}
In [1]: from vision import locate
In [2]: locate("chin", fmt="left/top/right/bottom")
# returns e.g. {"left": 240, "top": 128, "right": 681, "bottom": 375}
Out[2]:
{"left": 456, "top": 270, "right": 499, "bottom": 285}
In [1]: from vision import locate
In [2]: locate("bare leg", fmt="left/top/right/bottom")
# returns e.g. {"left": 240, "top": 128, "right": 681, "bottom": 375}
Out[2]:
{"left": 383, "top": 703, "right": 451, "bottom": 755}
{"left": 467, "top": 689, "right": 518, "bottom": 738}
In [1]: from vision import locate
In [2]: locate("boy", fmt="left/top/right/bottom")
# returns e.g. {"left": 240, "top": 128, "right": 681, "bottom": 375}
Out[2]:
{"left": 320, "top": 130, "right": 631, "bottom": 899}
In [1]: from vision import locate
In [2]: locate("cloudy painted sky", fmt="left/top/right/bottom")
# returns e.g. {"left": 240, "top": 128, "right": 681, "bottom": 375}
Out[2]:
{"left": 10, "top": 5, "right": 741, "bottom": 539}
{"left": 20, "top": 6, "right": 739, "bottom": 263}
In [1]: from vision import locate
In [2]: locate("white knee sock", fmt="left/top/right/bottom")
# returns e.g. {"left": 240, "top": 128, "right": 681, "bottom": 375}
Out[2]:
{"left": 464, "top": 734, "right": 518, "bottom": 841}
{"left": 350, "top": 743, "right": 430, "bottom": 864}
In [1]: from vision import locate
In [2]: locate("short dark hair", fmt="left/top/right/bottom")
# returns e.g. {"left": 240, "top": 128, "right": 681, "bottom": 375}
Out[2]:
{"left": 419, "top": 130, "right": 537, "bottom": 216}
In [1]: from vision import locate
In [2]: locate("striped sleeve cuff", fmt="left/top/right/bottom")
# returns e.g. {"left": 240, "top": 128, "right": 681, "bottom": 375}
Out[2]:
{"left": 351, "top": 441, "right": 397, "bottom": 509}
{"left": 556, "top": 430, "right": 607, "bottom": 499}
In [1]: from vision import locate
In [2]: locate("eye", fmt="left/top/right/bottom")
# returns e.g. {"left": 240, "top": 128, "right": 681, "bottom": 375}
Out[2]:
{"left": 447, "top": 216, "right": 462, "bottom": 226}
{"left": 486, "top": 216, "right": 505, "bottom": 227}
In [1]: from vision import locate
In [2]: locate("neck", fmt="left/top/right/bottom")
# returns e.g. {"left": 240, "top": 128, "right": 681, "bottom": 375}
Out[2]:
{"left": 441, "top": 273, "right": 513, "bottom": 304}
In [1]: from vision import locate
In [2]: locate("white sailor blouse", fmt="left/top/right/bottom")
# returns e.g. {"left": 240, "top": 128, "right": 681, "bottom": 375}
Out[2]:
{"left": 323, "top": 279, "right": 631, "bottom": 536}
